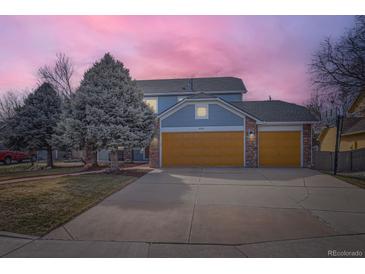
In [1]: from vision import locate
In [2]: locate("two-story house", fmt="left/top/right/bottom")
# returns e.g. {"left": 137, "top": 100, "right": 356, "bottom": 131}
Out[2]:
{"left": 98, "top": 76, "right": 317, "bottom": 168}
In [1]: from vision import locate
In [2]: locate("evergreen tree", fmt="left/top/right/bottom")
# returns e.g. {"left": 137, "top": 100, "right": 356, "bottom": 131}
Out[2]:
{"left": 57, "top": 53, "right": 156, "bottom": 169}
{"left": 5, "top": 83, "right": 62, "bottom": 167}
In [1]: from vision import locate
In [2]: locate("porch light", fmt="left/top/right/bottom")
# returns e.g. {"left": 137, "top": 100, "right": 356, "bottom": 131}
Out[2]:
{"left": 248, "top": 130, "right": 255, "bottom": 140}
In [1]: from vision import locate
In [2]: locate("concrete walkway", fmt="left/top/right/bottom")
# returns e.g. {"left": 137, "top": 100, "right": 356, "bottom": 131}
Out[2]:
{"left": 2, "top": 168, "right": 365, "bottom": 257}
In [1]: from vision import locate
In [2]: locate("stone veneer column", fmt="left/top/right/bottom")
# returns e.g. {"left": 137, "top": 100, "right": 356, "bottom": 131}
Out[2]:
{"left": 245, "top": 117, "right": 258, "bottom": 167}
{"left": 303, "top": 124, "right": 312, "bottom": 168}
{"left": 149, "top": 120, "right": 160, "bottom": 168}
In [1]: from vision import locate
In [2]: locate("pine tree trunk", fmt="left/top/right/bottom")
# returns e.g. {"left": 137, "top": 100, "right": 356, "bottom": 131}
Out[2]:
{"left": 83, "top": 143, "right": 98, "bottom": 169}
{"left": 46, "top": 145, "right": 53, "bottom": 168}
{"left": 109, "top": 150, "right": 119, "bottom": 171}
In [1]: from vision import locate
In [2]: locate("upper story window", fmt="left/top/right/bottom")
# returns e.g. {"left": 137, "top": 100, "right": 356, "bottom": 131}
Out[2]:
{"left": 195, "top": 104, "right": 209, "bottom": 119}
{"left": 177, "top": 96, "right": 186, "bottom": 102}
{"left": 143, "top": 97, "right": 158, "bottom": 113}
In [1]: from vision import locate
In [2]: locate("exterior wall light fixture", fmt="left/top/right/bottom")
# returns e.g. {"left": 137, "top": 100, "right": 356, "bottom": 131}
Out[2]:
{"left": 248, "top": 130, "right": 255, "bottom": 140}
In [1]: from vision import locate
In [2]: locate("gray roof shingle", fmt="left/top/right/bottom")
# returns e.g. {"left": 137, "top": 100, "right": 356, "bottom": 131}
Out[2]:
{"left": 157, "top": 91, "right": 317, "bottom": 123}
{"left": 230, "top": 100, "right": 317, "bottom": 122}
{"left": 136, "top": 77, "right": 246, "bottom": 94}
{"left": 186, "top": 93, "right": 218, "bottom": 100}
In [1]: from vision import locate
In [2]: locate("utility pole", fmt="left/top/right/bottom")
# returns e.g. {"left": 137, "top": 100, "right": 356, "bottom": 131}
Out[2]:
{"left": 333, "top": 114, "right": 343, "bottom": 175}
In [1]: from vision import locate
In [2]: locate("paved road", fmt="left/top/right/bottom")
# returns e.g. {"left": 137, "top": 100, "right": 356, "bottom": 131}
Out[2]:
{"left": 2, "top": 168, "right": 365, "bottom": 257}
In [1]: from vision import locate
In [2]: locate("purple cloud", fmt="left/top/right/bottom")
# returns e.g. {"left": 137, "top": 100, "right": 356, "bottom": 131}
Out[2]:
{"left": 0, "top": 16, "right": 354, "bottom": 104}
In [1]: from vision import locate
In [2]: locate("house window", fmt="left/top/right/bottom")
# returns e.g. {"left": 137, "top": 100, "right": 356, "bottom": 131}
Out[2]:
{"left": 177, "top": 96, "right": 186, "bottom": 102}
{"left": 195, "top": 104, "right": 209, "bottom": 119}
{"left": 143, "top": 97, "right": 158, "bottom": 113}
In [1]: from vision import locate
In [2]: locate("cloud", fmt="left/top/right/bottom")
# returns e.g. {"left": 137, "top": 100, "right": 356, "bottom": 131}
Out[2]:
{"left": 0, "top": 16, "right": 354, "bottom": 104}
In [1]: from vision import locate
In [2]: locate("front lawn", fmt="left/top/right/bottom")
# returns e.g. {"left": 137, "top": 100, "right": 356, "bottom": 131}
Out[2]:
{"left": 0, "top": 172, "right": 145, "bottom": 236}
{"left": 0, "top": 161, "right": 86, "bottom": 181}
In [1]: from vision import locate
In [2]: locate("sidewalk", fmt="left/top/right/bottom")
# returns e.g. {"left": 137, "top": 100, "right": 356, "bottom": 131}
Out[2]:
{"left": 1, "top": 233, "right": 364, "bottom": 258}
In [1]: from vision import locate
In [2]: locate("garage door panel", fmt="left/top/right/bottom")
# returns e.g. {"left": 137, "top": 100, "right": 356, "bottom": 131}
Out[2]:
{"left": 162, "top": 132, "right": 244, "bottom": 167}
{"left": 259, "top": 131, "right": 301, "bottom": 167}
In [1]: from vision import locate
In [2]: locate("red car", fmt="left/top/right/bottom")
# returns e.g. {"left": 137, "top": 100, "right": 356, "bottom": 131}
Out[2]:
{"left": 0, "top": 148, "right": 36, "bottom": 165}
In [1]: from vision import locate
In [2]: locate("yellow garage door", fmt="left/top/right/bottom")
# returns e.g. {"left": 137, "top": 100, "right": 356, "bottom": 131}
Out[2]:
{"left": 162, "top": 132, "right": 244, "bottom": 167}
{"left": 259, "top": 131, "right": 301, "bottom": 167}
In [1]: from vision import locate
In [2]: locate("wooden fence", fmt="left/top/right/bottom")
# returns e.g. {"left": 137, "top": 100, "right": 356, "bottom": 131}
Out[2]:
{"left": 313, "top": 148, "right": 365, "bottom": 172}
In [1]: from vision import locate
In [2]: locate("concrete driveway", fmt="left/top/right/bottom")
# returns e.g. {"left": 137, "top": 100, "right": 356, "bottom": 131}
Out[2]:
{"left": 4, "top": 168, "right": 365, "bottom": 257}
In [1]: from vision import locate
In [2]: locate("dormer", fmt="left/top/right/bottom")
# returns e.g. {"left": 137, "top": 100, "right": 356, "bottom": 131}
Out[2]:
{"left": 137, "top": 77, "right": 247, "bottom": 113}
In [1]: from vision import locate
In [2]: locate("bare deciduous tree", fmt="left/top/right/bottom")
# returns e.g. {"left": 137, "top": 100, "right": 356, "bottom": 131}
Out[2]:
{"left": 0, "top": 90, "right": 28, "bottom": 147}
{"left": 0, "top": 90, "right": 27, "bottom": 124}
{"left": 310, "top": 16, "right": 365, "bottom": 112}
{"left": 38, "top": 53, "right": 74, "bottom": 98}
{"left": 306, "top": 91, "right": 324, "bottom": 121}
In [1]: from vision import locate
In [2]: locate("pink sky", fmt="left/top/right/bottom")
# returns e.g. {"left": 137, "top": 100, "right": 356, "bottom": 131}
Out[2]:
{"left": 0, "top": 16, "right": 354, "bottom": 104}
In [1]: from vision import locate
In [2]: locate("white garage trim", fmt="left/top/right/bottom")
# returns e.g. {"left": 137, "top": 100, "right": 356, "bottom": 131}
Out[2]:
{"left": 258, "top": 125, "right": 302, "bottom": 131}
{"left": 257, "top": 121, "right": 317, "bottom": 125}
{"left": 161, "top": 126, "right": 244, "bottom": 133}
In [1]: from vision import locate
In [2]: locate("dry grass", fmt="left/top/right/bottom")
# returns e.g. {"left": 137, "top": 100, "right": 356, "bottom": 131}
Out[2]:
{"left": 0, "top": 162, "right": 85, "bottom": 181}
{"left": 0, "top": 172, "right": 145, "bottom": 236}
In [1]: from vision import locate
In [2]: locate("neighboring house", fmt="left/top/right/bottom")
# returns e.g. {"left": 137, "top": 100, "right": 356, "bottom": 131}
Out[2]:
{"left": 348, "top": 90, "right": 365, "bottom": 117}
{"left": 319, "top": 90, "right": 365, "bottom": 152}
{"left": 36, "top": 149, "right": 82, "bottom": 161}
{"left": 98, "top": 76, "right": 317, "bottom": 167}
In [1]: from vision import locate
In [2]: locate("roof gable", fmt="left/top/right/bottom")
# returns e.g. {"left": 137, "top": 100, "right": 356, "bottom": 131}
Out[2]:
{"left": 157, "top": 94, "right": 317, "bottom": 123}
{"left": 158, "top": 96, "right": 257, "bottom": 121}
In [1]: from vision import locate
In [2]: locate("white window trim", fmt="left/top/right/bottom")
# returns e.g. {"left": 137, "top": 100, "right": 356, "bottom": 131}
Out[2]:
{"left": 177, "top": 96, "right": 186, "bottom": 102}
{"left": 143, "top": 97, "right": 158, "bottom": 113}
{"left": 195, "top": 104, "right": 209, "bottom": 120}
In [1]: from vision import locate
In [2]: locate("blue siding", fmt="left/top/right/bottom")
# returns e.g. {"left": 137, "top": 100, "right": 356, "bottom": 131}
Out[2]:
{"left": 144, "top": 92, "right": 242, "bottom": 114}
{"left": 144, "top": 95, "right": 177, "bottom": 114}
{"left": 133, "top": 148, "right": 147, "bottom": 161}
{"left": 217, "top": 93, "right": 242, "bottom": 102}
{"left": 161, "top": 104, "right": 243, "bottom": 127}
{"left": 158, "top": 96, "right": 178, "bottom": 113}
